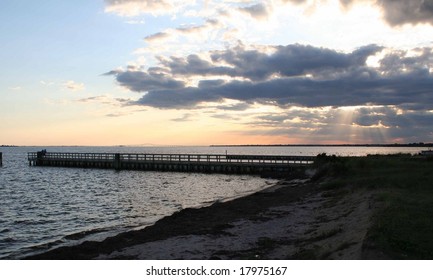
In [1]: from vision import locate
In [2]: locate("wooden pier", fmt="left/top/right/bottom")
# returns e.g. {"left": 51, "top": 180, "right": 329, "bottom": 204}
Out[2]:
{"left": 28, "top": 152, "right": 315, "bottom": 175}
{"left": 0, "top": 152, "right": 2, "bottom": 167}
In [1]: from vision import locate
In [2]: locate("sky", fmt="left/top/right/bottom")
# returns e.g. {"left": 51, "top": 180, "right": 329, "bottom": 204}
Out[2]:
{"left": 1, "top": 0, "right": 433, "bottom": 146}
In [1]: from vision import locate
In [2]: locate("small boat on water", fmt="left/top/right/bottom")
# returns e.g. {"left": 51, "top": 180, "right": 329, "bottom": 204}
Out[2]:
{"left": 420, "top": 150, "right": 433, "bottom": 156}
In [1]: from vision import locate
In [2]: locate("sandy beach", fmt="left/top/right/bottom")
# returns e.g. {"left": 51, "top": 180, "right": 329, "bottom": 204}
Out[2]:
{"left": 27, "top": 169, "right": 380, "bottom": 260}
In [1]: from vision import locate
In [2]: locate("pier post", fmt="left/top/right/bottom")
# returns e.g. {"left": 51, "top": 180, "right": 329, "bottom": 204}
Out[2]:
{"left": 36, "top": 151, "right": 45, "bottom": 166}
{"left": 0, "top": 152, "right": 2, "bottom": 167}
{"left": 114, "top": 153, "right": 121, "bottom": 170}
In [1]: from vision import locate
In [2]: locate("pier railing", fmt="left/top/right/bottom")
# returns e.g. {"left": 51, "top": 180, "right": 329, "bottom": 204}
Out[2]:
{"left": 28, "top": 152, "right": 315, "bottom": 164}
{"left": 28, "top": 152, "right": 116, "bottom": 161}
{"left": 28, "top": 152, "right": 315, "bottom": 175}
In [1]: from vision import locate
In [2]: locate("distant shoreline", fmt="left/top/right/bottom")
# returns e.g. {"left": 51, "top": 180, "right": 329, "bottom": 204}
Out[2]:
{"left": 211, "top": 143, "right": 433, "bottom": 148}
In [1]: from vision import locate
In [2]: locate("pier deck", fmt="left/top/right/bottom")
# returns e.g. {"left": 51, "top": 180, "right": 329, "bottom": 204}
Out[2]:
{"left": 28, "top": 152, "right": 315, "bottom": 175}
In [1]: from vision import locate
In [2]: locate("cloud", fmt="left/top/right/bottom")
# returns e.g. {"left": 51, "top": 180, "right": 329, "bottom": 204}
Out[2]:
{"left": 76, "top": 95, "right": 132, "bottom": 107}
{"left": 176, "top": 19, "right": 218, "bottom": 34}
{"left": 105, "top": 0, "right": 433, "bottom": 28}
{"left": 112, "top": 71, "right": 185, "bottom": 92}
{"left": 106, "top": 112, "right": 129, "bottom": 117}
{"left": 346, "top": 106, "right": 433, "bottom": 142}
{"left": 210, "top": 44, "right": 382, "bottom": 80}
{"left": 144, "top": 32, "right": 170, "bottom": 43}
{"left": 133, "top": 86, "right": 219, "bottom": 108}
{"left": 375, "top": 0, "right": 433, "bottom": 26}
{"left": 334, "top": 0, "right": 433, "bottom": 26}
{"left": 215, "top": 102, "right": 251, "bottom": 111}
{"left": 284, "top": 0, "right": 433, "bottom": 26}
{"left": 104, "top": 0, "right": 194, "bottom": 16}
{"left": 238, "top": 3, "right": 270, "bottom": 20}
{"left": 142, "top": 19, "right": 222, "bottom": 46}
{"left": 159, "top": 54, "right": 232, "bottom": 78}
{"left": 171, "top": 113, "right": 195, "bottom": 122}
{"left": 241, "top": 105, "right": 433, "bottom": 143}
{"left": 63, "top": 80, "right": 85, "bottom": 91}
{"left": 147, "top": 44, "right": 382, "bottom": 83}
{"left": 76, "top": 96, "right": 106, "bottom": 103}
{"left": 113, "top": 43, "right": 430, "bottom": 109}
{"left": 101, "top": 0, "right": 433, "bottom": 143}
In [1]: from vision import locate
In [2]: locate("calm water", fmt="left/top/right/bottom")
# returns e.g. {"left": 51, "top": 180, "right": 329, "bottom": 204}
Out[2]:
{"left": 0, "top": 145, "right": 425, "bottom": 259}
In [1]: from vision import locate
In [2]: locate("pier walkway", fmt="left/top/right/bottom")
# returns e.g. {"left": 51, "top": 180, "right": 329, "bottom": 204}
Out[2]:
{"left": 28, "top": 152, "right": 315, "bottom": 175}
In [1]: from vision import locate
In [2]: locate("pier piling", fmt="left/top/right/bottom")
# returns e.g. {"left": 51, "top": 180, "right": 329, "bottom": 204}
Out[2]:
{"left": 0, "top": 152, "right": 2, "bottom": 167}
{"left": 114, "top": 153, "right": 121, "bottom": 170}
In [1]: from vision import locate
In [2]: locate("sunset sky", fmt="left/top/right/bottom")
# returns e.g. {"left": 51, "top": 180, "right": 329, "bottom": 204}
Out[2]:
{"left": 1, "top": 0, "right": 433, "bottom": 146}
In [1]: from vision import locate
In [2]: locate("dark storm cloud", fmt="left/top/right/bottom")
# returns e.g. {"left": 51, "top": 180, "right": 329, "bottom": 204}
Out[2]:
{"left": 162, "top": 54, "right": 234, "bottom": 77}
{"left": 379, "top": 47, "right": 433, "bottom": 75}
{"left": 376, "top": 0, "right": 433, "bottom": 26}
{"left": 133, "top": 86, "right": 220, "bottom": 108}
{"left": 135, "top": 71, "right": 432, "bottom": 109}
{"left": 159, "top": 44, "right": 382, "bottom": 81}
{"left": 112, "top": 43, "right": 433, "bottom": 110}
{"left": 288, "top": 0, "right": 433, "bottom": 26}
{"left": 209, "top": 44, "right": 381, "bottom": 80}
{"left": 346, "top": 0, "right": 433, "bottom": 26}
{"left": 114, "top": 71, "right": 185, "bottom": 92}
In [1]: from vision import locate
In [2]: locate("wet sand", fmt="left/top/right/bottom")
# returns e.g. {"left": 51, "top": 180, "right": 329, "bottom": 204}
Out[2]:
{"left": 27, "top": 175, "right": 377, "bottom": 260}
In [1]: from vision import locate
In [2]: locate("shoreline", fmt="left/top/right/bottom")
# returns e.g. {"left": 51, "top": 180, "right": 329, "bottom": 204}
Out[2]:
{"left": 19, "top": 154, "right": 433, "bottom": 260}
{"left": 26, "top": 171, "right": 378, "bottom": 260}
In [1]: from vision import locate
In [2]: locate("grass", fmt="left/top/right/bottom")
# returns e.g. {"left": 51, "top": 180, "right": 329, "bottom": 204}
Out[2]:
{"left": 314, "top": 153, "right": 433, "bottom": 259}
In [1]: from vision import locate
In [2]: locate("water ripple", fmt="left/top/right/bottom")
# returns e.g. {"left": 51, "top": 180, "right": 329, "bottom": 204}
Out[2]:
{"left": 0, "top": 147, "right": 274, "bottom": 259}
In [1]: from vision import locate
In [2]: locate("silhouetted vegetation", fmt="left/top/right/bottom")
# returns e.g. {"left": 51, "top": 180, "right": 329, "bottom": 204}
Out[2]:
{"left": 314, "top": 153, "right": 433, "bottom": 259}
{"left": 312, "top": 153, "right": 350, "bottom": 181}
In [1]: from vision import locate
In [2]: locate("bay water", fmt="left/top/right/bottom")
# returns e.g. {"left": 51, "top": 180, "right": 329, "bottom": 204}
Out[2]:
{"left": 0, "top": 145, "right": 425, "bottom": 259}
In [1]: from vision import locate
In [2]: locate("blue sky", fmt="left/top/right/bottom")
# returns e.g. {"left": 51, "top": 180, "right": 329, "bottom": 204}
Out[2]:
{"left": 2, "top": 1, "right": 136, "bottom": 87}
{"left": 1, "top": 0, "right": 433, "bottom": 145}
